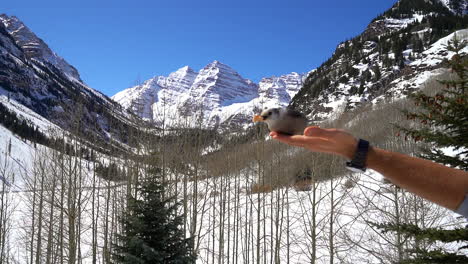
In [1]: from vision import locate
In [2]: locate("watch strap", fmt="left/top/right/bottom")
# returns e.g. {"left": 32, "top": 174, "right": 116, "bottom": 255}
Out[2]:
{"left": 346, "top": 139, "right": 369, "bottom": 171}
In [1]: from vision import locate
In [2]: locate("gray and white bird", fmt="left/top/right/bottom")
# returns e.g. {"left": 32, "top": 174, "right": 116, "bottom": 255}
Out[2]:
{"left": 253, "top": 107, "right": 308, "bottom": 135}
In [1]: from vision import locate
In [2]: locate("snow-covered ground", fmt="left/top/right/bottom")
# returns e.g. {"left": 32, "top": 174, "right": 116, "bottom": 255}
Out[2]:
{"left": 1, "top": 121, "right": 465, "bottom": 264}
{"left": 186, "top": 166, "right": 465, "bottom": 264}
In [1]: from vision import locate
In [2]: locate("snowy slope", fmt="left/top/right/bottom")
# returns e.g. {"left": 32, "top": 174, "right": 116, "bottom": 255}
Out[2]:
{"left": 2, "top": 120, "right": 464, "bottom": 264}
{"left": 412, "top": 28, "right": 468, "bottom": 68}
{"left": 112, "top": 62, "right": 306, "bottom": 129}
{"left": 439, "top": 0, "right": 468, "bottom": 14}
{"left": 372, "top": 29, "right": 468, "bottom": 103}
{"left": 374, "top": 30, "right": 466, "bottom": 113}
{"left": 291, "top": 24, "right": 468, "bottom": 121}
{"left": 0, "top": 122, "right": 115, "bottom": 263}
{"left": 188, "top": 170, "right": 465, "bottom": 264}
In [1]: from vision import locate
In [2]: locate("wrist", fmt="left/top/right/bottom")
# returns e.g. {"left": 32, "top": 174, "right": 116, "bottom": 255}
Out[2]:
{"left": 342, "top": 138, "right": 358, "bottom": 160}
{"left": 366, "top": 146, "right": 383, "bottom": 170}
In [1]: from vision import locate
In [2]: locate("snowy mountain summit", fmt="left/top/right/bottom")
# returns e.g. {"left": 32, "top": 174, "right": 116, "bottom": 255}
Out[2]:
{"left": 0, "top": 14, "right": 82, "bottom": 81}
{"left": 112, "top": 62, "right": 306, "bottom": 129}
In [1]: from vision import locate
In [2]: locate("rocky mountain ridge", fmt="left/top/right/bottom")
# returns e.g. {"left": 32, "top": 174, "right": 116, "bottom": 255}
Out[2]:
{"left": 0, "top": 14, "right": 82, "bottom": 81}
{"left": 112, "top": 61, "right": 306, "bottom": 129}
{"left": 0, "top": 14, "right": 140, "bottom": 152}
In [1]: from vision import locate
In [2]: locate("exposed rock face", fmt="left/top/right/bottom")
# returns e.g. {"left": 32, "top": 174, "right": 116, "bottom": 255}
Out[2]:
{"left": 0, "top": 14, "right": 81, "bottom": 81}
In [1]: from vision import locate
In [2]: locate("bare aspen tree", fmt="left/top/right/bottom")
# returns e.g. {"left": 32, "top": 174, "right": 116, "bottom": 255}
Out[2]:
{"left": 58, "top": 135, "right": 66, "bottom": 264}
{"left": 90, "top": 151, "right": 100, "bottom": 264}
{"left": 45, "top": 148, "right": 58, "bottom": 264}
{"left": 34, "top": 152, "right": 46, "bottom": 264}
{"left": 102, "top": 158, "right": 113, "bottom": 264}
{"left": 25, "top": 151, "right": 39, "bottom": 264}
{"left": 0, "top": 146, "right": 16, "bottom": 263}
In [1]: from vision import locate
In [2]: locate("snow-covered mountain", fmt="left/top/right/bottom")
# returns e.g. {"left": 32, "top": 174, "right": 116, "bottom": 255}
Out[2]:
{"left": 290, "top": 0, "right": 468, "bottom": 120}
{"left": 0, "top": 14, "right": 140, "bottom": 152}
{"left": 114, "top": 0, "right": 466, "bottom": 129}
{"left": 112, "top": 61, "right": 306, "bottom": 129}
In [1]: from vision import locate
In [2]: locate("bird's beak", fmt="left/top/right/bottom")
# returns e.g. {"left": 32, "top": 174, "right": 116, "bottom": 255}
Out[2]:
{"left": 253, "top": 115, "right": 264, "bottom": 122}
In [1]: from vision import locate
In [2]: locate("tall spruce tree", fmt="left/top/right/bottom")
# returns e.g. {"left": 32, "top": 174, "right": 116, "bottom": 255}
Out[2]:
{"left": 403, "top": 35, "right": 467, "bottom": 171}
{"left": 112, "top": 175, "right": 196, "bottom": 263}
{"left": 376, "top": 35, "right": 468, "bottom": 263}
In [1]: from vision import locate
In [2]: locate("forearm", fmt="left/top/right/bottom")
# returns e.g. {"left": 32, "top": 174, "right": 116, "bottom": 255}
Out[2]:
{"left": 366, "top": 147, "right": 468, "bottom": 210}
{"left": 271, "top": 127, "right": 468, "bottom": 211}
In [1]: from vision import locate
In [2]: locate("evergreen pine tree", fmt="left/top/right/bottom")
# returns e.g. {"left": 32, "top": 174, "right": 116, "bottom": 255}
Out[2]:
{"left": 358, "top": 82, "right": 366, "bottom": 95}
{"left": 112, "top": 175, "right": 196, "bottom": 263}
{"left": 377, "top": 35, "right": 468, "bottom": 263}
{"left": 402, "top": 35, "right": 467, "bottom": 170}
{"left": 373, "top": 65, "right": 382, "bottom": 81}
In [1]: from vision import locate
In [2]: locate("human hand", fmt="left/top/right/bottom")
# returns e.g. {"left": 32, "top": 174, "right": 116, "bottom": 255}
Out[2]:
{"left": 270, "top": 126, "right": 358, "bottom": 160}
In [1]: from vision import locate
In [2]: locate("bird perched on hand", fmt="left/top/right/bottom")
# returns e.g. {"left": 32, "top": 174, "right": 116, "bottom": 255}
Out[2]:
{"left": 253, "top": 107, "right": 308, "bottom": 135}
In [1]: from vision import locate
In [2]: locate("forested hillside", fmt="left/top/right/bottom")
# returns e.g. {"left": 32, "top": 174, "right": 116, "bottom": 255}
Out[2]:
{"left": 291, "top": 0, "right": 468, "bottom": 120}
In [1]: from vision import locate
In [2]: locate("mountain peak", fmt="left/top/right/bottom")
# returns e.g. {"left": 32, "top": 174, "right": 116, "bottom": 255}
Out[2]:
{"left": 0, "top": 14, "right": 19, "bottom": 22}
{"left": 0, "top": 14, "right": 23, "bottom": 32}
{"left": 382, "top": 0, "right": 452, "bottom": 18}
{"left": 201, "top": 60, "right": 240, "bottom": 79}
{"left": 0, "top": 14, "right": 82, "bottom": 81}
{"left": 172, "top": 65, "right": 196, "bottom": 77}
{"left": 177, "top": 65, "right": 194, "bottom": 72}
{"left": 206, "top": 60, "right": 231, "bottom": 69}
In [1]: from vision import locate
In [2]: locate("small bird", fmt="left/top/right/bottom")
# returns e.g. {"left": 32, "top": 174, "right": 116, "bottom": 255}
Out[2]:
{"left": 253, "top": 107, "right": 308, "bottom": 135}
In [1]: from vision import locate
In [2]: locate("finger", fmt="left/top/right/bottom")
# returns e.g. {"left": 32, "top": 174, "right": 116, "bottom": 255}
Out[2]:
{"left": 272, "top": 133, "right": 312, "bottom": 147}
{"left": 274, "top": 134, "right": 331, "bottom": 151}
{"left": 304, "top": 126, "right": 332, "bottom": 137}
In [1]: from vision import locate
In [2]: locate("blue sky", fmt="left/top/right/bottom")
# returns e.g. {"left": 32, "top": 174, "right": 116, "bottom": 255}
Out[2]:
{"left": 3, "top": 0, "right": 396, "bottom": 96}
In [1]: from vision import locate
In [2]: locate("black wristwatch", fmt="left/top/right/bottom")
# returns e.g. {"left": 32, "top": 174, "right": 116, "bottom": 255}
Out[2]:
{"left": 346, "top": 139, "right": 370, "bottom": 173}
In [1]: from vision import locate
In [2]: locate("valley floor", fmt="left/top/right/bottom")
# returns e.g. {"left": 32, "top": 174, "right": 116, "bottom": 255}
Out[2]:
{"left": 1, "top": 123, "right": 465, "bottom": 263}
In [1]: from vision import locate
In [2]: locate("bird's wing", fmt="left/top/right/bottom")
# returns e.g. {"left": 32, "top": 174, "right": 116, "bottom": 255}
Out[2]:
{"left": 285, "top": 108, "right": 306, "bottom": 119}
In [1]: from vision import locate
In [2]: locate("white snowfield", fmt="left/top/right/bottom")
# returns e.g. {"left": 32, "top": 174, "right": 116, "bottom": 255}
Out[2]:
{"left": 1, "top": 126, "right": 466, "bottom": 263}
{"left": 439, "top": 0, "right": 468, "bottom": 14}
